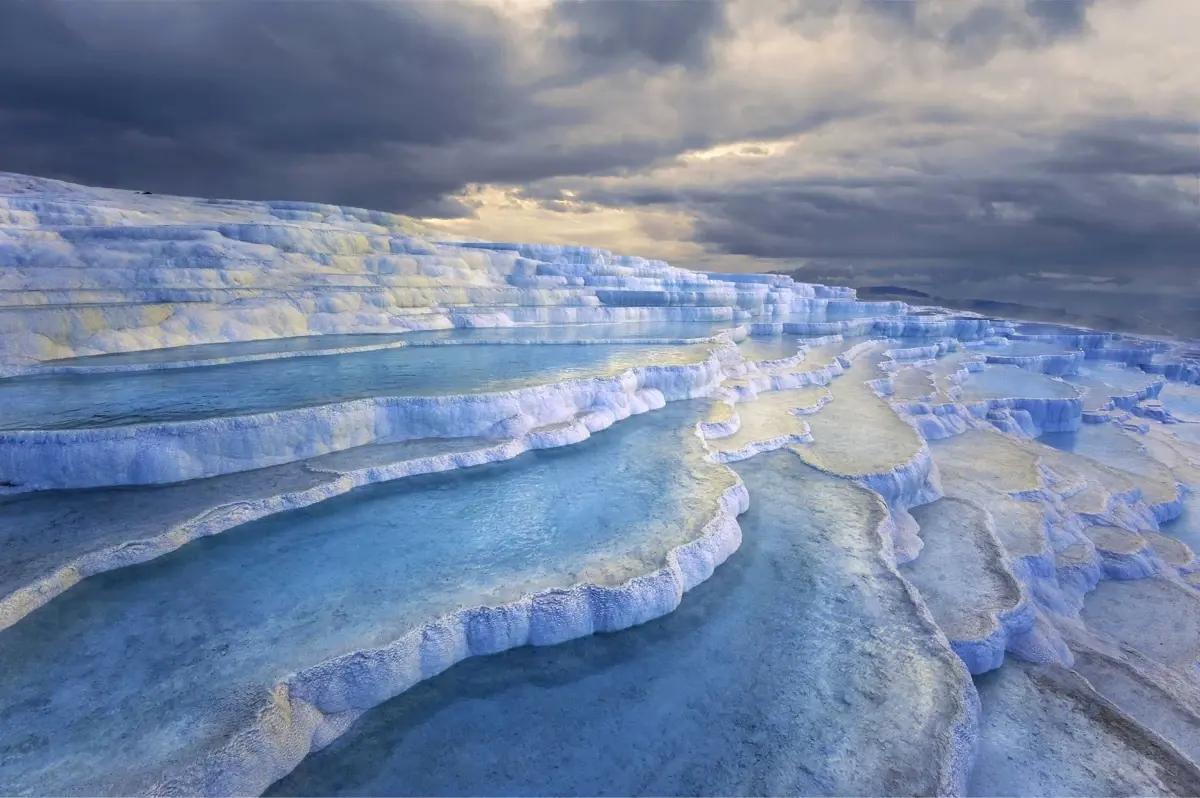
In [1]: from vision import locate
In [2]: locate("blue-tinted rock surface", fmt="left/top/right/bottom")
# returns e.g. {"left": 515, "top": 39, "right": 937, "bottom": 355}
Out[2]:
{"left": 3, "top": 172, "right": 1200, "bottom": 797}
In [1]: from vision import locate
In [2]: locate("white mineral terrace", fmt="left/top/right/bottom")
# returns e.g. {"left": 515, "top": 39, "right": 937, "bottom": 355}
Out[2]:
{"left": 2, "top": 173, "right": 1200, "bottom": 797}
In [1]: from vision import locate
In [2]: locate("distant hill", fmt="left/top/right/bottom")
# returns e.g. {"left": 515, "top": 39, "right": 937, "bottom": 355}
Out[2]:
{"left": 855, "top": 285, "right": 931, "bottom": 300}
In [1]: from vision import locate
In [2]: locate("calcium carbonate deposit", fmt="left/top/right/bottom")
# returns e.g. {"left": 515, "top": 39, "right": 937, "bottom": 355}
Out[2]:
{"left": 3, "top": 172, "right": 1200, "bottom": 797}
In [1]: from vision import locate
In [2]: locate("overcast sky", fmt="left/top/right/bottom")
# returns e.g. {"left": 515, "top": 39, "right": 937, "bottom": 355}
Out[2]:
{"left": 1, "top": 0, "right": 1196, "bottom": 292}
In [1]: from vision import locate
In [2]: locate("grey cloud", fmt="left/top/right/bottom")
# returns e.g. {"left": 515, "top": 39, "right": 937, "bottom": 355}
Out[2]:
{"left": 0, "top": 0, "right": 1189, "bottom": 307}
{"left": 1024, "top": 0, "right": 1095, "bottom": 38}
{"left": 0, "top": 0, "right": 763, "bottom": 213}
{"left": 0, "top": 0, "right": 996, "bottom": 219}
{"left": 939, "top": 0, "right": 1099, "bottom": 64}
{"left": 944, "top": 5, "right": 1035, "bottom": 64}
{"left": 784, "top": 0, "right": 1099, "bottom": 64}
{"left": 552, "top": 0, "right": 729, "bottom": 72}
{"left": 694, "top": 174, "right": 1197, "bottom": 273}
{"left": 952, "top": 0, "right": 1097, "bottom": 61}
{"left": 0, "top": 0, "right": 727, "bottom": 213}
{"left": 566, "top": 122, "right": 1198, "bottom": 276}
{"left": 1046, "top": 130, "right": 1200, "bottom": 176}
{"left": 0, "top": 0, "right": 539, "bottom": 209}
{"left": 405, "top": 194, "right": 481, "bottom": 221}
{"left": 0, "top": 2, "right": 536, "bottom": 146}
{"left": 862, "top": 0, "right": 918, "bottom": 28}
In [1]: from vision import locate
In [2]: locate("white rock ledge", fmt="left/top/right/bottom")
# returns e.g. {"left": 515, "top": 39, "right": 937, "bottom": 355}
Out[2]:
{"left": 400, "top": 334, "right": 726, "bottom": 348}
{"left": 895, "top": 395, "right": 1085, "bottom": 441}
{"left": 873, "top": 508, "right": 981, "bottom": 795}
{"left": 707, "top": 423, "right": 814, "bottom": 464}
{"left": 6, "top": 331, "right": 744, "bottom": 377}
{"left": 697, "top": 401, "right": 740, "bottom": 440}
{"left": 984, "top": 350, "right": 1084, "bottom": 377}
{"left": 0, "top": 345, "right": 732, "bottom": 492}
{"left": 0, "top": 410, "right": 657, "bottom": 633}
{"left": 148, "top": 473, "right": 752, "bottom": 797}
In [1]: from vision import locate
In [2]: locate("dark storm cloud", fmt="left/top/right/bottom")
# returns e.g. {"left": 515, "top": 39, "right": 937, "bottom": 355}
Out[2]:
{"left": 551, "top": 0, "right": 729, "bottom": 72}
{"left": 567, "top": 121, "right": 1200, "bottom": 275}
{"left": 691, "top": 176, "right": 1196, "bottom": 267}
{"left": 0, "top": 0, "right": 1190, "bottom": 291}
{"left": 0, "top": 2, "right": 522, "bottom": 149}
{"left": 691, "top": 178, "right": 1199, "bottom": 274}
{"left": 0, "top": 0, "right": 540, "bottom": 210}
{"left": 1045, "top": 129, "right": 1200, "bottom": 176}
{"left": 0, "top": 0, "right": 733, "bottom": 214}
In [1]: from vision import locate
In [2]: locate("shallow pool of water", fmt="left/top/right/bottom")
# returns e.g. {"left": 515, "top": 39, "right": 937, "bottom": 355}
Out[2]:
{"left": 0, "top": 401, "right": 733, "bottom": 795}
{"left": 39, "top": 333, "right": 411, "bottom": 367}
{"left": 958, "top": 365, "right": 1078, "bottom": 401}
{"left": 266, "top": 452, "right": 971, "bottom": 797}
{"left": 400, "top": 320, "right": 733, "bottom": 343}
{"left": 0, "top": 343, "right": 712, "bottom": 430}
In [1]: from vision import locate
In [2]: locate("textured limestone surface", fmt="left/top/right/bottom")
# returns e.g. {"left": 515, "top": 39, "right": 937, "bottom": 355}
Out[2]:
{"left": 3, "top": 172, "right": 1200, "bottom": 797}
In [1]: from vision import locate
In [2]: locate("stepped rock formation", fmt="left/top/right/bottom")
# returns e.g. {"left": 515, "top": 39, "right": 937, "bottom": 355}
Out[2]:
{"left": 2, "top": 172, "right": 1200, "bottom": 797}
